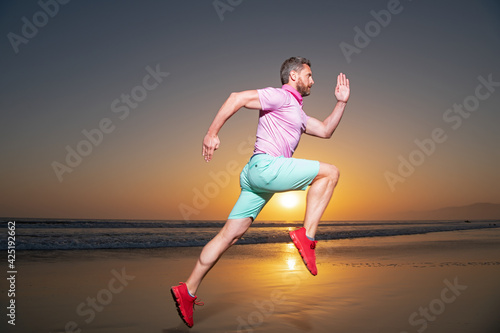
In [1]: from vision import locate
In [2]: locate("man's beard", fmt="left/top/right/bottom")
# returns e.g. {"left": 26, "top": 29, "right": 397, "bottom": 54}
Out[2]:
{"left": 296, "top": 78, "right": 311, "bottom": 97}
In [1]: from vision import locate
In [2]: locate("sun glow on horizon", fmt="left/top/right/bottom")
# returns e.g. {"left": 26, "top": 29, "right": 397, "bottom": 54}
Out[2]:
{"left": 279, "top": 192, "right": 300, "bottom": 209}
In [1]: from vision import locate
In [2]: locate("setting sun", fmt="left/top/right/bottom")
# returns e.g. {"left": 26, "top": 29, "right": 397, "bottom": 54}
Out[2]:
{"left": 279, "top": 192, "right": 300, "bottom": 209}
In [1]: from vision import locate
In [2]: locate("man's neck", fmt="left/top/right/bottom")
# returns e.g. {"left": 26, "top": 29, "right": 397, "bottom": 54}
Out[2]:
{"left": 282, "top": 84, "right": 303, "bottom": 105}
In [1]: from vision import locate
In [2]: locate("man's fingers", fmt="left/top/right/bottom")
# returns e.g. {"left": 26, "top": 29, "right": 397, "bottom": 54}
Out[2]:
{"left": 205, "top": 145, "right": 213, "bottom": 162}
{"left": 202, "top": 141, "right": 218, "bottom": 162}
{"left": 202, "top": 134, "right": 220, "bottom": 162}
{"left": 337, "top": 73, "right": 349, "bottom": 87}
{"left": 204, "top": 148, "right": 212, "bottom": 162}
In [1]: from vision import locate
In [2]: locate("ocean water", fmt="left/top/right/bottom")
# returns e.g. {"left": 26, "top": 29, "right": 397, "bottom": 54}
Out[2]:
{"left": 1, "top": 219, "right": 498, "bottom": 251}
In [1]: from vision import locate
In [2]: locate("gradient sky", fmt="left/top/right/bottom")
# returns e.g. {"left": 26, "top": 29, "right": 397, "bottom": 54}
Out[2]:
{"left": 1, "top": 0, "right": 499, "bottom": 221}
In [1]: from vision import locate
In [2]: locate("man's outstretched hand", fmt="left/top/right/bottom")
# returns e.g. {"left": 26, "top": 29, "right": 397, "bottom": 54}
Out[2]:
{"left": 202, "top": 133, "right": 220, "bottom": 162}
{"left": 335, "top": 73, "right": 350, "bottom": 103}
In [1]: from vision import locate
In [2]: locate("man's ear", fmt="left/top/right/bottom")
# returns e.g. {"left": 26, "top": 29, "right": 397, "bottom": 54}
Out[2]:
{"left": 289, "top": 70, "right": 297, "bottom": 83}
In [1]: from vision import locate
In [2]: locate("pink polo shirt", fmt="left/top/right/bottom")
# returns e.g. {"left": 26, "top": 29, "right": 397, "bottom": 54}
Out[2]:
{"left": 253, "top": 84, "right": 309, "bottom": 158}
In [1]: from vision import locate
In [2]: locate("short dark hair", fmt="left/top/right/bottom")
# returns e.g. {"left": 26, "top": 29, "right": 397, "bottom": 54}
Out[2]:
{"left": 280, "top": 56, "right": 311, "bottom": 85}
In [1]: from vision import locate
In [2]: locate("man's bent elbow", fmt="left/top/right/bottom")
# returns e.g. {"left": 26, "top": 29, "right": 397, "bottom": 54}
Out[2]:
{"left": 323, "top": 130, "right": 334, "bottom": 139}
{"left": 228, "top": 92, "right": 239, "bottom": 102}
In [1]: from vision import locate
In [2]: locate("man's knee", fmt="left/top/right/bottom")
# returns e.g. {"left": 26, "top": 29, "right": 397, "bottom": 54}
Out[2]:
{"left": 330, "top": 164, "right": 340, "bottom": 181}
{"left": 320, "top": 163, "right": 339, "bottom": 183}
{"left": 220, "top": 223, "right": 248, "bottom": 244}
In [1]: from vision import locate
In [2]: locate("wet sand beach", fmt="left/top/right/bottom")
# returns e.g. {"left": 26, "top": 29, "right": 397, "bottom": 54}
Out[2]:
{"left": 3, "top": 228, "right": 500, "bottom": 333}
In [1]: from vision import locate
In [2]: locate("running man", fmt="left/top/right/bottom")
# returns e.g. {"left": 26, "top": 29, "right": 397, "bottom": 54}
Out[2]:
{"left": 171, "top": 56, "right": 350, "bottom": 327}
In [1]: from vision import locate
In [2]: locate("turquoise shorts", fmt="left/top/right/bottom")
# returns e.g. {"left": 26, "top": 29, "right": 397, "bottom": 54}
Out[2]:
{"left": 228, "top": 154, "right": 320, "bottom": 220}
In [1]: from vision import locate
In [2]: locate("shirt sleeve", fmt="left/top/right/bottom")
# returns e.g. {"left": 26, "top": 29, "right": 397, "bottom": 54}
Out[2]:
{"left": 257, "top": 87, "right": 287, "bottom": 111}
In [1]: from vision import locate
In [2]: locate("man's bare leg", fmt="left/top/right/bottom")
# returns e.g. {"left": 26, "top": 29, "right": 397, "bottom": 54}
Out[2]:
{"left": 303, "top": 162, "right": 339, "bottom": 239}
{"left": 185, "top": 217, "right": 252, "bottom": 295}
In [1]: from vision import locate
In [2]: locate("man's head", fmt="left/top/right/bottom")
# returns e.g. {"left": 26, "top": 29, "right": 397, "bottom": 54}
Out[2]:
{"left": 280, "top": 56, "right": 314, "bottom": 97}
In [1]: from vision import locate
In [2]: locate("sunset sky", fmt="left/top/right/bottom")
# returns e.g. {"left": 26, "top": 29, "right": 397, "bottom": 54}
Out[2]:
{"left": 1, "top": 0, "right": 499, "bottom": 221}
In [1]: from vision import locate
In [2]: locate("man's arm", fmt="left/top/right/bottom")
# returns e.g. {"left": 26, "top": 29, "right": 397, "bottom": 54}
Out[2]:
{"left": 202, "top": 90, "right": 261, "bottom": 162}
{"left": 305, "top": 73, "right": 350, "bottom": 139}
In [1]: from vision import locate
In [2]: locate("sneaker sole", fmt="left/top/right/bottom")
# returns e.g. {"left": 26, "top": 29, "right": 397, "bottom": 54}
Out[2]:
{"left": 289, "top": 231, "right": 317, "bottom": 276}
{"left": 170, "top": 287, "right": 193, "bottom": 328}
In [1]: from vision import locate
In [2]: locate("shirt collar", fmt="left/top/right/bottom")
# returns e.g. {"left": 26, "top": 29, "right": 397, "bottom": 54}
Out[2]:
{"left": 282, "top": 84, "right": 303, "bottom": 105}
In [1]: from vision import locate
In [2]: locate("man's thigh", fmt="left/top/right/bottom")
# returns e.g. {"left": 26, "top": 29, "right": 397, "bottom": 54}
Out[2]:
{"left": 228, "top": 190, "right": 274, "bottom": 220}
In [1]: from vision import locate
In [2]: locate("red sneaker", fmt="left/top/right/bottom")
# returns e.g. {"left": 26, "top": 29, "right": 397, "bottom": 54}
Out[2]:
{"left": 171, "top": 282, "right": 204, "bottom": 327}
{"left": 289, "top": 227, "right": 318, "bottom": 276}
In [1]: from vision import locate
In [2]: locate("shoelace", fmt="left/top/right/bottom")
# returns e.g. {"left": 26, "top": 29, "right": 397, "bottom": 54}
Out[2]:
{"left": 310, "top": 241, "right": 317, "bottom": 249}
{"left": 192, "top": 299, "right": 204, "bottom": 310}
